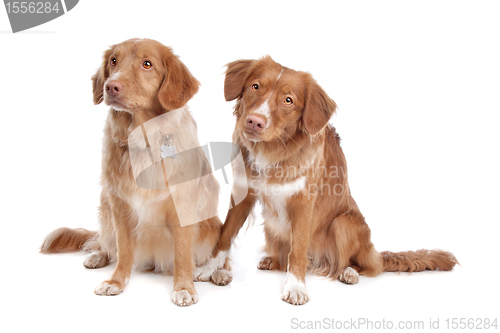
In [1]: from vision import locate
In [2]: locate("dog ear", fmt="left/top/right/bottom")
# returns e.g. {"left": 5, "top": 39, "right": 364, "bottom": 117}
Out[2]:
{"left": 158, "top": 49, "right": 200, "bottom": 111}
{"left": 303, "top": 76, "right": 337, "bottom": 135}
{"left": 224, "top": 59, "right": 256, "bottom": 101}
{"left": 91, "top": 47, "right": 113, "bottom": 105}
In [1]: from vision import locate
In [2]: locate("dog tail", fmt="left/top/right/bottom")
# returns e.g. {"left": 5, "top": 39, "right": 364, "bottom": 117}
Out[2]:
{"left": 381, "top": 249, "right": 458, "bottom": 273}
{"left": 40, "top": 227, "right": 98, "bottom": 254}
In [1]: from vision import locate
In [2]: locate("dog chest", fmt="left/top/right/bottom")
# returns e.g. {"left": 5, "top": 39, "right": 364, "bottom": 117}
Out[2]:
{"left": 250, "top": 175, "right": 307, "bottom": 238}
{"left": 128, "top": 193, "right": 169, "bottom": 228}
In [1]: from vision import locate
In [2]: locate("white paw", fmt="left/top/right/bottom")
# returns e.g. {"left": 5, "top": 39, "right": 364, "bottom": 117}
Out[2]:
{"left": 171, "top": 289, "right": 199, "bottom": 307}
{"left": 193, "top": 264, "right": 214, "bottom": 282}
{"left": 94, "top": 281, "right": 122, "bottom": 296}
{"left": 193, "top": 251, "right": 229, "bottom": 282}
{"left": 211, "top": 269, "right": 233, "bottom": 286}
{"left": 339, "top": 267, "right": 359, "bottom": 285}
{"left": 83, "top": 252, "right": 107, "bottom": 269}
{"left": 257, "top": 256, "right": 277, "bottom": 270}
{"left": 282, "top": 273, "right": 309, "bottom": 305}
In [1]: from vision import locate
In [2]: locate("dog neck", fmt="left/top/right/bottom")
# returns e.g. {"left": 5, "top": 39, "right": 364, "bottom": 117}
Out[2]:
{"left": 239, "top": 127, "right": 324, "bottom": 172}
{"left": 108, "top": 106, "right": 188, "bottom": 148}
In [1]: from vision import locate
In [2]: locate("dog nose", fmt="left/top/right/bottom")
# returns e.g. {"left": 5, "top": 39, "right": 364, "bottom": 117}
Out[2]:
{"left": 246, "top": 114, "right": 267, "bottom": 131}
{"left": 106, "top": 81, "right": 123, "bottom": 97}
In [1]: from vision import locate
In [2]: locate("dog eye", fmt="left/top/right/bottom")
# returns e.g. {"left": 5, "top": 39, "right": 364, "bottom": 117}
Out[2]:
{"left": 252, "top": 84, "right": 259, "bottom": 91}
{"left": 284, "top": 97, "right": 293, "bottom": 105}
{"left": 111, "top": 58, "right": 117, "bottom": 66}
{"left": 143, "top": 61, "right": 152, "bottom": 69}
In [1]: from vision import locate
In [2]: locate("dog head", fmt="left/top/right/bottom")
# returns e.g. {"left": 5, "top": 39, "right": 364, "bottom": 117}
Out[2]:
{"left": 92, "top": 38, "right": 200, "bottom": 117}
{"left": 224, "top": 56, "right": 337, "bottom": 144}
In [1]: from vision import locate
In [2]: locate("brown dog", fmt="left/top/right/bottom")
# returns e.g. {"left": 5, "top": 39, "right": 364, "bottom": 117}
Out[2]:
{"left": 40, "top": 39, "right": 230, "bottom": 306}
{"left": 198, "top": 56, "right": 458, "bottom": 305}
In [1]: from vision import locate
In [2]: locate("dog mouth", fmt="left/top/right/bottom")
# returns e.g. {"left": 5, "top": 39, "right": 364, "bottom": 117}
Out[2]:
{"left": 105, "top": 97, "right": 134, "bottom": 112}
{"left": 242, "top": 129, "right": 262, "bottom": 142}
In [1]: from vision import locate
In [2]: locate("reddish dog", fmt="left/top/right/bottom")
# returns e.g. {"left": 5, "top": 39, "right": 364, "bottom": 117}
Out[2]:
{"left": 197, "top": 56, "right": 457, "bottom": 305}
{"left": 40, "top": 39, "right": 230, "bottom": 306}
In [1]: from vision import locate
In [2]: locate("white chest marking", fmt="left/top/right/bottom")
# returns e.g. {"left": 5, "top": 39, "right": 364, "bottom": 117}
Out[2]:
{"left": 237, "top": 175, "right": 306, "bottom": 237}
{"left": 262, "top": 190, "right": 291, "bottom": 237}
{"left": 248, "top": 150, "right": 272, "bottom": 173}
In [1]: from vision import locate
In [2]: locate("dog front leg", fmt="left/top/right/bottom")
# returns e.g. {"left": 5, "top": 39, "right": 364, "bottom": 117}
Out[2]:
{"left": 282, "top": 193, "right": 314, "bottom": 305}
{"left": 95, "top": 195, "right": 135, "bottom": 296}
{"left": 193, "top": 192, "right": 256, "bottom": 284}
{"left": 171, "top": 222, "right": 199, "bottom": 306}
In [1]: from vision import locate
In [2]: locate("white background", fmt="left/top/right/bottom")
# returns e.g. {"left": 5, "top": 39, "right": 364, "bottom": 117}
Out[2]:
{"left": 1, "top": 1, "right": 499, "bottom": 332}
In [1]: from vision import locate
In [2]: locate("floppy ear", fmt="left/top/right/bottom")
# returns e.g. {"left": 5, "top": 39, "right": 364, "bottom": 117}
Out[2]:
{"left": 91, "top": 47, "right": 113, "bottom": 105}
{"left": 224, "top": 59, "right": 256, "bottom": 101}
{"left": 303, "top": 77, "right": 337, "bottom": 135}
{"left": 158, "top": 50, "right": 200, "bottom": 111}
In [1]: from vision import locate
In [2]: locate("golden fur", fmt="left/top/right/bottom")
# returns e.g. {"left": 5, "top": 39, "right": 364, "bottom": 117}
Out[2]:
{"left": 208, "top": 56, "right": 458, "bottom": 305}
{"left": 40, "top": 39, "right": 230, "bottom": 306}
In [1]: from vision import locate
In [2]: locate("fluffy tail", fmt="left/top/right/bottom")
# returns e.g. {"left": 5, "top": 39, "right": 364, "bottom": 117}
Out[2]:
{"left": 40, "top": 227, "right": 98, "bottom": 254}
{"left": 381, "top": 249, "right": 458, "bottom": 273}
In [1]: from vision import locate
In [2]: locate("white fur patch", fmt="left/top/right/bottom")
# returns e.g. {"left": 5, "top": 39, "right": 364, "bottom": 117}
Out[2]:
{"left": 131, "top": 194, "right": 161, "bottom": 227}
{"left": 282, "top": 272, "right": 309, "bottom": 305}
{"left": 249, "top": 176, "right": 306, "bottom": 197}
{"left": 250, "top": 151, "right": 272, "bottom": 172}
{"left": 267, "top": 70, "right": 284, "bottom": 102}
{"left": 94, "top": 281, "right": 122, "bottom": 296}
{"left": 192, "top": 250, "right": 228, "bottom": 281}
{"left": 210, "top": 269, "right": 233, "bottom": 286}
{"left": 250, "top": 69, "right": 284, "bottom": 129}
{"left": 108, "top": 70, "right": 121, "bottom": 82}
{"left": 265, "top": 176, "right": 306, "bottom": 197}
{"left": 262, "top": 192, "right": 291, "bottom": 237}
{"left": 83, "top": 252, "right": 106, "bottom": 269}
{"left": 237, "top": 175, "right": 306, "bottom": 238}
{"left": 171, "top": 289, "right": 199, "bottom": 307}
{"left": 339, "top": 267, "right": 359, "bottom": 285}
{"left": 253, "top": 101, "right": 271, "bottom": 120}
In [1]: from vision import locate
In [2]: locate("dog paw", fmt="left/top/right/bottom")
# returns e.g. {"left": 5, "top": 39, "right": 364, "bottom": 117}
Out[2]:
{"left": 171, "top": 289, "right": 199, "bottom": 307}
{"left": 83, "top": 252, "right": 108, "bottom": 269}
{"left": 94, "top": 280, "right": 122, "bottom": 296}
{"left": 192, "top": 264, "right": 214, "bottom": 282}
{"left": 193, "top": 252, "right": 229, "bottom": 282}
{"left": 257, "top": 256, "right": 279, "bottom": 270}
{"left": 282, "top": 288, "right": 309, "bottom": 305}
{"left": 339, "top": 267, "right": 359, "bottom": 285}
{"left": 282, "top": 274, "right": 309, "bottom": 305}
{"left": 211, "top": 269, "right": 233, "bottom": 286}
